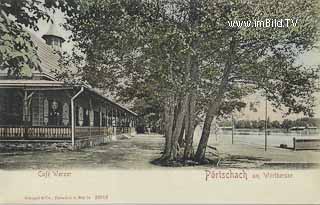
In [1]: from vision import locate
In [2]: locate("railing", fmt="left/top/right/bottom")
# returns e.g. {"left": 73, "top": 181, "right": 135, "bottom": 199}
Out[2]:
{"left": 116, "top": 127, "right": 129, "bottom": 134}
{"left": 0, "top": 126, "right": 132, "bottom": 140}
{"left": 0, "top": 126, "right": 71, "bottom": 139}
{"left": 0, "top": 127, "right": 25, "bottom": 138}
{"left": 75, "top": 127, "right": 114, "bottom": 138}
{"left": 28, "top": 127, "right": 71, "bottom": 139}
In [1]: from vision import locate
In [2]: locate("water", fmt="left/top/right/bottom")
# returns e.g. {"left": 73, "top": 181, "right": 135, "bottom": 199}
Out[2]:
{"left": 194, "top": 127, "right": 320, "bottom": 148}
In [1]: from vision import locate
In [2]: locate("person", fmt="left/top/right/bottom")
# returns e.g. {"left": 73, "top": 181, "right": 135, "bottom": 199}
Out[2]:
{"left": 147, "top": 127, "right": 151, "bottom": 134}
{"left": 49, "top": 100, "right": 61, "bottom": 126}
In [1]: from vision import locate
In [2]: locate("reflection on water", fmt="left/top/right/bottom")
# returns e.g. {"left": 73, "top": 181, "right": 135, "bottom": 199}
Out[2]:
{"left": 194, "top": 127, "right": 320, "bottom": 148}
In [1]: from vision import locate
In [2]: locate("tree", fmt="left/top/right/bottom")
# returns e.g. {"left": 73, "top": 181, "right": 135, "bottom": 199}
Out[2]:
{"left": 281, "top": 119, "right": 294, "bottom": 131}
{"left": 0, "top": 0, "right": 74, "bottom": 77}
{"left": 131, "top": 97, "right": 162, "bottom": 133}
{"left": 194, "top": 0, "right": 320, "bottom": 161}
{"left": 63, "top": 0, "right": 320, "bottom": 165}
{"left": 64, "top": 0, "right": 205, "bottom": 162}
{"left": 270, "top": 120, "right": 281, "bottom": 129}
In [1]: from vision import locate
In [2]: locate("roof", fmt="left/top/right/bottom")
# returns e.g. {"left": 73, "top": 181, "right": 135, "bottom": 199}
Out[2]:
{"left": 0, "top": 79, "right": 64, "bottom": 88}
{"left": 85, "top": 87, "right": 138, "bottom": 116}
{"left": 30, "top": 32, "right": 61, "bottom": 76}
{"left": 0, "top": 80, "right": 138, "bottom": 116}
{"left": 0, "top": 81, "right": 138, "bottom": 116}
{"left": 0, "top": 32, "right": 60, "bottom": 78}
{"left": 42, "top": 23, "right": 65, "bottom": 42}
{"left": 0, "top": 28, "right": 138, "bottom": 117}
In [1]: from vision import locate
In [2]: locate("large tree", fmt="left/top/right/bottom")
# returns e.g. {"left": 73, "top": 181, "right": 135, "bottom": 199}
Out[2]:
{"left": 64, "top": 0, "right": 204, "bottom": 161}
{"left": 63, "top": 0, "right": 320, "bottom": 164}
{"left": 194, "top": 0, "right": 320, "bottom": 161}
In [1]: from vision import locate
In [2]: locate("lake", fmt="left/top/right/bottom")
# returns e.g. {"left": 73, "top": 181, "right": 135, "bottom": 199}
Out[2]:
{"left": 193, "top": 126, "right": 320, "bottom": 148}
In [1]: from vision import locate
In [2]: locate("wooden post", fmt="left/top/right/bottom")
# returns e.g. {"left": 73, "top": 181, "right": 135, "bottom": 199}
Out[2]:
{"left": 23, "top": 90, "right": 28, "bottom": 139}
{"left": 71, "top": 87, "right": 84, "bottom": 148}
{"left": 23, "top": 90, "right": 34, "bottom": 138}
{"left": 232, "top": 115, "right": 234, "bottom": 145}
{"left": 265, "top": 89, "right": 268, "bottom": 152}
{"left": 89, "top": 98, "right": 93, "bottom": 137}
{"left": 111, "top": 108, "right": 114, "bottom": 135}
{"left": 104, "top": 103, "right": 109, "bottom": 128}
{"left": 99, "top": 104, "right": 102, "bottom": 135}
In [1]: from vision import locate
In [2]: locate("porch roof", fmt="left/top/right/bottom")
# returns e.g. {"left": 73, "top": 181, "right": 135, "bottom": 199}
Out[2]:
{"left": 0, "top": 79, "right": 65, "bottom": 88}
{"left": 84, "top": 87, "right": 138, "bottom": 117}
{"left": 0, "top": 81, "right": 138, "bottom": 117}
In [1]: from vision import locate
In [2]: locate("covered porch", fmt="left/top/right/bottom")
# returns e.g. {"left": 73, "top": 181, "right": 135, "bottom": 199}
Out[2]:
{"left": 0, "top": 80, "right": 138, "bottom": 148}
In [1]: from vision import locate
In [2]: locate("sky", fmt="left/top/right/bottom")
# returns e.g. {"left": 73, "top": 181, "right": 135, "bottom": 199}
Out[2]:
{"left": 31, "top": 11, "right": 320, "bottom": 121}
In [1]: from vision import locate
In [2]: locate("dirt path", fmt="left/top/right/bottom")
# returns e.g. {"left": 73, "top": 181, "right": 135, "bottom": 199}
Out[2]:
{"left": 0, "top": 135, "right": 164, "bottom": 170}
{"left": 0, "top": 134, "right": 319, "bottom": 170}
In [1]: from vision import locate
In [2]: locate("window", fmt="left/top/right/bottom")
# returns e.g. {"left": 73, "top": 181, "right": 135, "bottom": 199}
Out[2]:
{"left": 32, "top": 93, "right": 44, "bottom": 126}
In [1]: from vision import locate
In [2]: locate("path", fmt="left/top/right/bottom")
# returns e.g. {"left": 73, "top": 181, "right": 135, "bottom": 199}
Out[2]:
{"left": 0, "top": 134, "right": 319, "bottom": 170}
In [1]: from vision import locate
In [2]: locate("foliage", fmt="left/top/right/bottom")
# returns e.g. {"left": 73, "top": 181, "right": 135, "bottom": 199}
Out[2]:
{"left": 131, "top": 97, "right": 162, "bottom": 133}
{"left": 62, "top": 0, "right": 320, "bottom": 163}
{"left": 219, "top": 118, "right": 320, "bottom": 129}
{"left": 0, "top": 0, "right": 74, "bottom": 77}
{"left": 194, "top": 0, "right": 320, "bottom": 161}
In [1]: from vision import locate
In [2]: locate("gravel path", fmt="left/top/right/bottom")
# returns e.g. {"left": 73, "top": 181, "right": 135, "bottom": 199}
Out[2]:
{"left": 0, "top": 134, "right": 319, "bottom": 170}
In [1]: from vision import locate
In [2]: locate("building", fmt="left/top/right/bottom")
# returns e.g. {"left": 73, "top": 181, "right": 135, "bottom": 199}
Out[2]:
{"left": 0, "top": 23, "right": 138, "bottom": 150}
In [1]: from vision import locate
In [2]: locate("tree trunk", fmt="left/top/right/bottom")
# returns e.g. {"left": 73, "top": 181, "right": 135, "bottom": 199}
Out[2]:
{"left": 178, "top": 116, "right": 185, "bottom": 147}
{"left": 183, "top": 0, "right": 200, "bottom": 160}
{"left": 194, "top": 79, "right": 231, "bottom": 162}
{"left": 194, "top": 107, "right": 216, "bottom": 162}
{"left": 184, "top": 93, "right": 196, "bottom": 160}
{"left": 162, "top": 97, "right": 175, "bottom": 159}
{"left": 194, "top": 38, "right": 235, "bottom": 162}
{"left": 169, "top": 95, "right": 189, "bottom": 160}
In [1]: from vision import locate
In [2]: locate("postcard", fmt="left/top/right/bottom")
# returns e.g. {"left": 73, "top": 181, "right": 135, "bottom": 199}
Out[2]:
{"left": 0, "top": 0, "right": 320, "bottom": 204}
